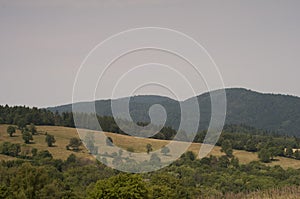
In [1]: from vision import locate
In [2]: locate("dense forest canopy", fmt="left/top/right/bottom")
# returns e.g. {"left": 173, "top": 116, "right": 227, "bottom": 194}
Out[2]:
{"left": 48, "top": 88, "right": 300, "bottom": 136}
{"left": 1, "top": 150, "right": 300, "bottom": 198}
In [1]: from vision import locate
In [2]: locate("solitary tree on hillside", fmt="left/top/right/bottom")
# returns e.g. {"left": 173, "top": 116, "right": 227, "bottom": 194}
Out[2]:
{"left": 146, "top": 143, "right": 153, "bottom": 154}
{"left": 36, "top": 150, "right": 53, "bottom": 159}
{"left": 161, "top": 146, "right": 170, "bottom": 156}
{"left": 150, "top": 153, "right": 161, "bottom": 166}
{"left": 16, "top": 119, "right": 26, "bottom": 130}
{"left": 7, "top": 126, "right": 16, "bottom": 137}
{"left": 28, "top": 123, "right": 37, "bottom": 135}
{"left": 67, "top": 137, "right": 82, "bottom": 151}
{"left": 221, "top": 140, "right": 233, "bottom": 157}
{"left": 22, "top": 130, "right": 33, "bottom": 144}
{"left": 45, "top": 134, "right": 56, "bottom": 147}
{"left": 245, "top": 139, "right": 257, "bottom": 152}
{"left": 258, "top": 148, "right": 271, "bottom": 163}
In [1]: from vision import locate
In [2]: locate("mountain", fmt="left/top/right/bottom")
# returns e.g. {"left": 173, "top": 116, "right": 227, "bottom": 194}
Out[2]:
{"left": 47, "top": 88, "right": 300, "bottom": 136}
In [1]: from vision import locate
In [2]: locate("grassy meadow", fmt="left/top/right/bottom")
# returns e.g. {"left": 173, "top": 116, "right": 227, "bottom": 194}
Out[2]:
{"left": 1, "top": 124, "right": 300, "bottom": 169}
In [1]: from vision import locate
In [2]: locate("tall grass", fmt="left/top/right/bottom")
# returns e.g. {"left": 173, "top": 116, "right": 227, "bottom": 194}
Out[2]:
{"left": 199, "top": 186, "right": 300, "bottom": 199}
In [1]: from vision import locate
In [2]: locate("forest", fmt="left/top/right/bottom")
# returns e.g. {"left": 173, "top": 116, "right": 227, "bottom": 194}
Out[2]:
{"left": 1, "top": 149, "right": 300, "bottom": 198}
{"left": 1, "top": 105, "right": 300, "bottom": 198}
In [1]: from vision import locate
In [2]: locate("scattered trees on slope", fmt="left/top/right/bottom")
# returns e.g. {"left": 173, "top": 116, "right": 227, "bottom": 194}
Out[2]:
{"left": 146, "top": 144, "right": 152, "bottom": 154}
{"left": 45, "top": 134, "right": 56, "bottom": 147}
{"left": 22, "top": 129, "right": 33, "bottom": 144}
{"left": 6, "top": 126, "right": 16, "bottom": 137}
{"left": 67, "top": 137, "right": 82, "bottom": 151}
{"left": 221, "top": 139, "right": 233, "bottom": 157}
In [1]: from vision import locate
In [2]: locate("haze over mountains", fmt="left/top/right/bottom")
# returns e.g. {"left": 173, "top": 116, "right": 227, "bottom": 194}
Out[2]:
{"left": 48, "top": 88, "right": 300, "bottom": 136}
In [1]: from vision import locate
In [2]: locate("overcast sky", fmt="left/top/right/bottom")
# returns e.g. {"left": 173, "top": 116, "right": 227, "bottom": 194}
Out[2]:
{"left": 0, "top": 0, "right": 299, "bottom": 107}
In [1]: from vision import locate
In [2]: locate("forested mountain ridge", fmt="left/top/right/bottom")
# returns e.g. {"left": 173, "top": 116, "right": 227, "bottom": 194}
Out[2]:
{"left": 48, "top": 88, "right": 300, "bottom": 136}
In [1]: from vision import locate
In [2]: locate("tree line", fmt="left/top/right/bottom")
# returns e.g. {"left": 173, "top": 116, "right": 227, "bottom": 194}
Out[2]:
{"left": 0, "top": 105, "right": 179, "bottom": 140}
{"left": 195, "top": 124, "right": 300, "bottom": 163}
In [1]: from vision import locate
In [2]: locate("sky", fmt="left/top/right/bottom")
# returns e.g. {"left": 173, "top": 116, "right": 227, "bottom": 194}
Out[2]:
{"left": 0, "top": 0, "right": 300, "bottom": 107}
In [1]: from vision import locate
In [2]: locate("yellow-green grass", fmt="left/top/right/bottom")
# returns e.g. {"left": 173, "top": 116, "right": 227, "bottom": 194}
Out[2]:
{"left": 0, "top": 125, "right": 91, "bottom": 160}
{"left": 0, "top": 154, "right": 17, "bottom": 161}
{"left": 219, "top": 186, "right": 300, "bottom": 199}
{"left": 0, "top": 124, "right": 300, "bottom": 169}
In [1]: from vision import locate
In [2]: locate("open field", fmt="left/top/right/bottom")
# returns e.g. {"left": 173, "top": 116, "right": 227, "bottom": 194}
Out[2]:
{"left": 1, "top": 124, "right": 300, "bottom": 169}
{"left": 219, "top": 186, "right": 300, "bottom": 199}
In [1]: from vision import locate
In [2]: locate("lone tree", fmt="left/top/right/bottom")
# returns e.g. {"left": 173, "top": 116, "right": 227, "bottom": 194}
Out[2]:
{"left": 67, "top": 137, "right": 82, "bottom": 151}
{"left": 258, "top": 148, "right": 271, "bottom": 163}
{"left": 295, "top": 150, "right": 300, "bottom": 160}
{"left": 45, "top": 134, "right": 56, "bottom": 147}
{"left": 36, "top": 150, "right": 53, "bottom": 160}
{"left": 7, "top": 126, "right": 16, "bottom": 137}
{"left": 221, "top": 139, "right": 233, "bottom": 157}
{"left": 146, "top": 143, "right": 153, "bottom": 154}
{"left": 28, "top": 123, "right": 37, "bottom": 135}
{"left": 16, "top": 119, "right": 26, "bottom": 130}
{"left": 161, "top": 146, "right": 170, "bottom": 156}
{"left": 285, "top": 146, "right": 294, "bottom": 158}
{"left": 22, "top": 130, "right": 33, "bottom": 144}
{"left": 150, "top": 153, "right": 161, "bottom": 165}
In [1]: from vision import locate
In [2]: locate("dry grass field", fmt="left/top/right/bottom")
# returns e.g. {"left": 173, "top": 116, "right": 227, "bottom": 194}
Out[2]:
{"left": 0, "top": 124, "right": 300, "bottom": 169}
{"left": 213, "top": 186, "right": 300, "bottom": 199}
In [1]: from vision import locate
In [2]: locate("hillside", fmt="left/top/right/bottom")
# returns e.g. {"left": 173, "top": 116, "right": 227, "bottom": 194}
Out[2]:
{"left": 48, "top": 88, "right": 300, "bottom": 136}
{"left": 1, "top": 125, "right": 300, "bottom": 169}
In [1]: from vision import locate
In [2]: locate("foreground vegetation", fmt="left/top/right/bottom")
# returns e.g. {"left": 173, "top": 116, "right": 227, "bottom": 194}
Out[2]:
{"left": 1, "top": 124, "right": 300, "bottom": 198}
{"left": 1, "top": 149, "right": 300, "bottom": 198}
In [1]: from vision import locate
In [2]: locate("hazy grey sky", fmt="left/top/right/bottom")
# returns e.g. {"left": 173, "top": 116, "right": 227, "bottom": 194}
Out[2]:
{"left": 0, "top": 0, "right": 300, "bottom": 107}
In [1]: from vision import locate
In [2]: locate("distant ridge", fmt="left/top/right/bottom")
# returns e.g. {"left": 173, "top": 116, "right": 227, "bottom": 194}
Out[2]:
{"left": 47, "top": 88, "right": 300, "bottom": 136}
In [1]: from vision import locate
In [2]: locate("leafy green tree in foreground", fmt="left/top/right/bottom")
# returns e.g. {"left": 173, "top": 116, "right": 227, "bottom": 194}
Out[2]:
{"left": 87, "top": 174, "right": 148, "bottom": 199}
{"left": 6, "top": 126, "right": 16, "bottom": 137}
{"left": 45, "top": 134, "right": 56, "bottom": 147}
{"left": 22, "top": 130, "right": 33, "bottom": 144}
